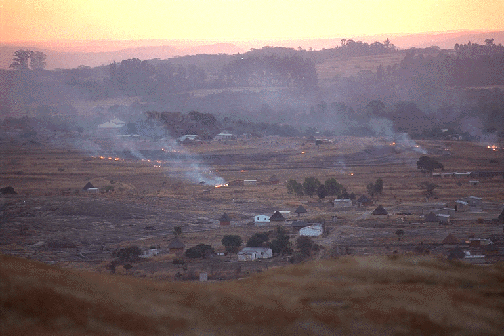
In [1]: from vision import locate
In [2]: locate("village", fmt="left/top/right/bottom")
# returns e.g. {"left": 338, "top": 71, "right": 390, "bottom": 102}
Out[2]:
{"left": 1, "top": 126, "right": 504, "bottom": 282}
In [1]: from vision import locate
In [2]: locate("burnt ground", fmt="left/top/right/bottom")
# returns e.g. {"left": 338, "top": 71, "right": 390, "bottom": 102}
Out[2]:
{"left": 1, "top": 136, "right": 504, "bottom": 279}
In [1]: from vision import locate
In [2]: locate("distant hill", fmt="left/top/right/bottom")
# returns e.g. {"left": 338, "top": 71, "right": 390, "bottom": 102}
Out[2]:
{"left": 1, "top": 30, "right": 503, "bottom": 70}
{"left": 0, "top": 42, "right": 244, "bottom": 70}
{"left": 2, "top": 253, "right": 504, "bottom": 335}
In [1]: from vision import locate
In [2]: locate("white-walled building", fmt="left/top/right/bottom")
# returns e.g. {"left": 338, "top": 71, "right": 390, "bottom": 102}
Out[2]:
{"left": 254, "top": 215, "right": 270, "bottom": 226}
{"left": 299, "top": 224, "right": 324, "bottom": 237}
{"left": 238, "top": 247, "right": 273, "bottom": 261}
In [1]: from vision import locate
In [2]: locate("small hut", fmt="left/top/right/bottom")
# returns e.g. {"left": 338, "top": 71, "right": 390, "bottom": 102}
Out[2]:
{"left": 270, "top": 211, "right": 286, "bottom": 222}
{"left": 424, "top": 212, "right": 438, "bottom": 223}
{"left": 83, "top": 182, "right": 95, "bottom": 190}
{"left": 442, "top": 233, "right": 459, "bottom": 247}
{"left": 168, "top": 238, "right": 185, "bottom": 255}
{"left": 294, "top": 205, "right": 307, "bottom": 217}
{"left": 372, "top": 205, "right": 388, "bottom": 216}
{"left": 219, "top": 213, "right": 231, "bottom": 226}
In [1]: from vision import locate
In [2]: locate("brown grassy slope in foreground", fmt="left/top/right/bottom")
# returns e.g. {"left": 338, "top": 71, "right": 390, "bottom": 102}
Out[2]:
{"left": 1, "top": 254, "right": 504, "bottom": 336}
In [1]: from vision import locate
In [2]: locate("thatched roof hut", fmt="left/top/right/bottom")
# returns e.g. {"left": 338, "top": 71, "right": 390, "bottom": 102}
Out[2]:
{"left": 83, "top": 182, "right": 95, "bottom": 190}
{"left": 219, "top": 213, "right": 231, "bottom": 226}
{"left": 168, "top": 238, "right": 185, "bottom": 254}
{"left": 294, "top": 205, "right": 307, "bottom": 217}
{"left": 442, "top": 233, "right": 459, "bottom": 245}
{"left": 372, "top": 205, "right": 388, "bottom": 216}
{"left": 270, "top": 211, "right": 286, "bottom": 222}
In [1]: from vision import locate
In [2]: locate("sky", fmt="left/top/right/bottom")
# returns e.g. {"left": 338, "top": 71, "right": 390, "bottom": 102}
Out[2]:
{"left": 1, "top": 0, "right": 503, "bottom": 44}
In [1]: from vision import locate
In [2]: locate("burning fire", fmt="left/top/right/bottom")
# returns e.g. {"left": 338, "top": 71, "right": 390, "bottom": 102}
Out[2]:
{"left": 487, "top": 145, "right": 499, "bottom": 151}
{"left": 214, "top": 184, "right": 228, "bottom": 188}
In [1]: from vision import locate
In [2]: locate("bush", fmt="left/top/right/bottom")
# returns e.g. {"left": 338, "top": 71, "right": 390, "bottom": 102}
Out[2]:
{"left": 112, "top": 245, "right": 142, "bottom": 262}
{"left": 185, "top": 244, "right": 214, "bottom": 259}
{"left": 246, "top": 232, "right": 270, "bottom": 247}
{"left": 221, "top": 235, "right": 243, "bottom": 253}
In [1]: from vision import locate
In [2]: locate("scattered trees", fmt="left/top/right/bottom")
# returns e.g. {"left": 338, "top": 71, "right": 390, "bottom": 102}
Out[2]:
{"left": 221, "top": 235, "right": 243, "bottom": 253}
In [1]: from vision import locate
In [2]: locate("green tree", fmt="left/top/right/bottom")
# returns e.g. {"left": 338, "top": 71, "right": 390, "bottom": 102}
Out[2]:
{"left": 221, "top": 235, "right": 243, "bottom": 253}
{"left": 296, "top": 236, "right": 314, "bottom": 257}
{"left": 173, "top": 226, "right": 182, "bottom": 236}
{"left": 317, "top": 184, "right": 327, "bottom": 199}
{"left": 303, "top": 177, "right": 321, "bottom": 198}
{"left": 395, "top": 229, "right": 405, "bottom": 241}
{"left": 112, "top": 245, "right": 142, "bottom": 262}
{"left": 185, "top": 244, "right": 214, "bottom": 259}
{"left": 287, "top": 179, "right": 304, "bottom": 196}
{"left": 30, "top": 51, "right": 47, "bottom": 70}
{"left": 417, "top": 156, "right": 444, "bottom": 173}
{"left": 418, "top": 181, "right": 439, "bottom": 197}
{"left": 246, "top": 232, "right": 270, "bottom": 247}
{"left": 367, "top": 178, "right": 384, "bottom": 196}
{"left": 9, "top": 50, "right": 31, "bottom": 70}
{"left": 324, "top": 178, "right": 342, "bottom": 196}
{"left": 269, "top": 226, "right": 292, "bottom": 255}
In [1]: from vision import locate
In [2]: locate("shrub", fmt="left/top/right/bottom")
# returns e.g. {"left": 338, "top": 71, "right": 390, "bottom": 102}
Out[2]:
{"left": 113, "top": 245, "right": 142, "bottom": 262}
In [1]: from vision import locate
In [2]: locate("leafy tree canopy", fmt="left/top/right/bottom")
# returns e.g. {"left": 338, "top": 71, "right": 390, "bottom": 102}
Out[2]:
{"left": 221, "top": 235, "right": 243, "bottom": 253}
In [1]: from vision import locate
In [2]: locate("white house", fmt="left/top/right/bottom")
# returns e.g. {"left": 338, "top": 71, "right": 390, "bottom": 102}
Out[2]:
{"left": 254, "top": 215, "right": 270, "bottom": 226}
{"left": 244, "top": 180, "right": 258, "bottom": 186}
{"left": 214, "top": 132, "right": 235, "bottom": 141}
{"left": 177, "top": 134, "right": 199, "bottom": 143}
{"left": 299, "top": 224, "right": 324, "bottom": 237}
{"left": 333, "top": 199, "right": 353, "bottom": 208}
{"left": 140, "top": 248, "right": 159, "bottom": 258}
{"left": 463, "top": 196, "right": 483, "bottom": 208}
{"left": 436, "top": 214, "right": 451, "bottom": 224}
{"left": 238, "top": 247, "right": 273, "bottom": 261}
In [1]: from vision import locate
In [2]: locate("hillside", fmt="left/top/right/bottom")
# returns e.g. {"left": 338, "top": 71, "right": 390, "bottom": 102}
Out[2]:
{"left": 1, "top": 253, "right": 504, "bottom": 335}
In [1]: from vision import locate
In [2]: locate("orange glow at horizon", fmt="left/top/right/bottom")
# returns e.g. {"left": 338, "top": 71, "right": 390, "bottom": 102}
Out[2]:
{"left": 1, "top": 0, "right": 503, "bottom": 45}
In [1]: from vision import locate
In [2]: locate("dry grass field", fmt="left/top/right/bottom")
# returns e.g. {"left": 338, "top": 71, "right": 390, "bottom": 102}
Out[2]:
{"left": 1, "top": 253, "right": 504, "bottom": 335}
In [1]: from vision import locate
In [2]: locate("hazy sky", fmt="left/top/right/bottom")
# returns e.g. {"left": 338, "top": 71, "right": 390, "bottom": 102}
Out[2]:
{"left": 1, "top": 0, "right": 503, "bottom": 43}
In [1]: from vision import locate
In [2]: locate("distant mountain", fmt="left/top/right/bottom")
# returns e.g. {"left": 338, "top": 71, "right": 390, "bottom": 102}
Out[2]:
{"left": 0, "top": 42, "right": 244, "bottom": 70}
{"left": 1, "top": 31, "right": 503, "bottom": 70}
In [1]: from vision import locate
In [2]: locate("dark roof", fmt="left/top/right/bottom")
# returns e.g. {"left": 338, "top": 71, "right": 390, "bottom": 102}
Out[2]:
{"left": 294, "top": 205, "right": 307, "bottom": 214}
{"left": 424, "top": 212, "right": 438, "bottom": 222}
{"left": 83, "top": 182, "right": 95, "bottom": 190}
{"left": 0, "top": 186, "right": 17, "bottom": 195}
{"left": 372, "top": 205, "right": 388, "bottom": 215}
{"left": 270, "top": 211, "right": 286, "bottom": 221}
{"left": 291, "top": 220, "right": 308, "bottom": 228}
{"left": 168, "top": 238, "right": 185, "bottom": 249}
{"left": 442, "top": 233, "right": 459, "bottom": 245}
{"left": 219, "top": 213, "right": 231, "bottom": 222}
{"left": 498, "top": 208, "right": 504, "bottom": 222}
